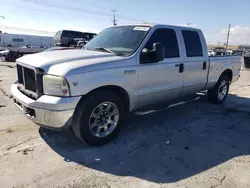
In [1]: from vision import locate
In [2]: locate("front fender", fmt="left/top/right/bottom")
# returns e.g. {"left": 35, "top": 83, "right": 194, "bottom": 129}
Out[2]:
{"left": 67, "top": 68, "right": 138, "bottom": 110}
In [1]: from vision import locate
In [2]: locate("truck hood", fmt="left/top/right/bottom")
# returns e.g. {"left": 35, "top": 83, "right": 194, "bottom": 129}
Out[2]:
{"left": 16, "top": 49, "right": 124, "bottom": 75}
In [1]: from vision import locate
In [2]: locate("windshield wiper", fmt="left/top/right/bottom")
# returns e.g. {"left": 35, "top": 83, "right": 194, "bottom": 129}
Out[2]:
{"left": 82, "top": 46, "right": 89, "bottom": 50}
{"left": 94, "top": 47, "right": 114, "bottom": 54}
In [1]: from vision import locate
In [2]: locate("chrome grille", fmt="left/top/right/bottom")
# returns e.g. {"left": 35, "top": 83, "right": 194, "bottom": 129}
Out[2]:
{"left": 16, "top": 64, "right": 44, "bottom": 99}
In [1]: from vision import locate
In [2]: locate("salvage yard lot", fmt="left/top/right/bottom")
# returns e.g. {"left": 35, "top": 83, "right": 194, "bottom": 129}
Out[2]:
{"left": 0, "top": 60, "right": 250, "bottom": 188}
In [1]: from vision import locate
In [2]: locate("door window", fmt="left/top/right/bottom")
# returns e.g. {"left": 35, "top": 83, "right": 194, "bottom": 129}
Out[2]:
{"left": 144, "top": 28, "right": 180, "bottom": 58}
{"left": 182, "top": 30, "right": 203, "bottom": 57}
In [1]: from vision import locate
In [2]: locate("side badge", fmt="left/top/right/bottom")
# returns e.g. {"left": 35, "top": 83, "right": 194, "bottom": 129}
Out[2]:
{"left": 72, "top": 81, "right": 78, "bottom": 86}
{"left": 124, "top": 70, "right": 136, "bottom": 75}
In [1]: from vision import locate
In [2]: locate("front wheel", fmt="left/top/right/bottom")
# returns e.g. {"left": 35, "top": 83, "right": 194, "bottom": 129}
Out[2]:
{"left": 72, "top": 90, "right": 125, "bottom": 146}
{"left": 207, "top": 75, "right": 230, "bottom": 104}
{"left": 5, "top": 54, "right": 11, "bottom": 62}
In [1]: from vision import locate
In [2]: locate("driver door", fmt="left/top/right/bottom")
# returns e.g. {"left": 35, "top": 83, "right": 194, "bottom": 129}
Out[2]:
{"left": 137, "top": 28, "right": 184, "bottom": 108}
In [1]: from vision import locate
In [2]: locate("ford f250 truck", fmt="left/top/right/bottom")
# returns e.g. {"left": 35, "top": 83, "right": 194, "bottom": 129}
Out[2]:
{"left": 11, "top": 24, "right": 241, "bottom": 146}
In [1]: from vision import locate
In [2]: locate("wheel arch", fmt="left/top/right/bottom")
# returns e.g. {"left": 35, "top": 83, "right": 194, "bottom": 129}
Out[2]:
{"left": 75, "top": 85, "right": 131, "bottom": 113}
{"left": 220, "top": 69, "right": 233, "bottom": 83}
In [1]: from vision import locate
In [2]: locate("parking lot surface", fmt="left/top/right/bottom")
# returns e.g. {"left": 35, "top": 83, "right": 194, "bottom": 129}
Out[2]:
{"left": 0, "top": 61, "right": 250, "bottom": 188}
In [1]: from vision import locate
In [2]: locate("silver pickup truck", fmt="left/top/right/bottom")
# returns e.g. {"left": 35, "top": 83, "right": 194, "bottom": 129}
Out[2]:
{"left": 11, "top": 24, "right": 241, "bottom": 146}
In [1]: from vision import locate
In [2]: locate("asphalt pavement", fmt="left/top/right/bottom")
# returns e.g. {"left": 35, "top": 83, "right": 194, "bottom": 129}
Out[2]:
{"left": 0, "top": 60, "right": 250, "bottom": 188}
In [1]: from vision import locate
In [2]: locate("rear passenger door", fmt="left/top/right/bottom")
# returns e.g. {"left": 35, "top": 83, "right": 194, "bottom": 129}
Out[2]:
{"left": 181, "top": 30, "right": 208, "bottom": 95}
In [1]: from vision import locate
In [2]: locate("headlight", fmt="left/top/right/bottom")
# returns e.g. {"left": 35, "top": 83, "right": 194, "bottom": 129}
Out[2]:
{"left": 43, "top": 75, "right": 70, "bottom": 96}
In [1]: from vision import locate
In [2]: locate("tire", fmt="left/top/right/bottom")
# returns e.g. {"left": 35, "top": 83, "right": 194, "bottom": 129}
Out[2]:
{"left": 207, "top": 75, "right": 230, "bottom": 104}
{"left": 5, "top": 54, "right": 11, "bottom": 62}
{"left": 72, "top": 90, "right": 125, "bottom": 146}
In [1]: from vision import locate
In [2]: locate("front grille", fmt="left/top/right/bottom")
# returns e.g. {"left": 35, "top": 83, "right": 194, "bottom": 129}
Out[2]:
{"left": 16, "top": 64, "right": 44, "bottom": 99}
{"left": 24, "top": 67, "right": 36, "bottom": 92}
{"left": 17, "top": 65, "right": 24, "bottom": 84}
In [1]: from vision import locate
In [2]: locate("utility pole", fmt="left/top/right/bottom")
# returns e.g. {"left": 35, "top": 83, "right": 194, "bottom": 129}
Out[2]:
{"left": 225, "top": 24, "right": 231, "bottom": 52}
{"left": 186, "top": 23, "right": 192, "bottom": 27}
{"left": 0, "top": 16, "right": 5, "bottom": 46}
{"left": 111, "top": 9, "right": 117, "bottom": 26}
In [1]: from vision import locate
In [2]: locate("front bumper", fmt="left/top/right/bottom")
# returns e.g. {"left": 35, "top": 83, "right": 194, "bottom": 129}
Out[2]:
{"left": 11, "top": 83, "right": 81, "bottom": 129}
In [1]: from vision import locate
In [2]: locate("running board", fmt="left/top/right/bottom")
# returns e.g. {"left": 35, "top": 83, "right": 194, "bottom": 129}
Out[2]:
{"left": 134, "top": 96, "right": 200, "bottom": 116}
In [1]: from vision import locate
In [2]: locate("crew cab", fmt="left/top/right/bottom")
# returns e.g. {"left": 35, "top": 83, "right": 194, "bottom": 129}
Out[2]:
{"left": 11, "top": 24, "right": 241, "bottom": 146}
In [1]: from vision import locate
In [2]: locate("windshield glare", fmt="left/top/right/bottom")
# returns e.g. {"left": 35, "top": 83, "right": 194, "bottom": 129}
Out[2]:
{"left": 55, "top": 31, "right": 62, "bottom": 38}
{"left": 85, "top": 26, "right": 150, "bottom": 55}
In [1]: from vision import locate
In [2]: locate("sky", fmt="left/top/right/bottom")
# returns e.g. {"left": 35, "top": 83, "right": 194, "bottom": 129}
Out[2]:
{"left": 0, "top": 0, "right": 250, "bottom": 44}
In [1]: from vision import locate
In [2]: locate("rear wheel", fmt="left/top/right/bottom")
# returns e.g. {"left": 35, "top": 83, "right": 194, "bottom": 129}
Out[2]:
{"left": 72, "top": 90, "right": 124, "bottom": 146}
{"left": 208, "top": 75, "right": 230, "bottom": 104}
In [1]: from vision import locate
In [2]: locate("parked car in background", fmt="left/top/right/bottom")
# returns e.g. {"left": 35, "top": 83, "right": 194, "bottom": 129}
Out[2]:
{"left": 230, "top": 49, "right": 250, "bottom": 69}
{"left": 0, "top": 49, "right": 10, "bottom": 58}
{"left": 209, "top": 48, "right": 232, "bottom": 56}
{"left": 21, "top": 45, "right": 40, "bottom": 49}
{"left": 54, "top": 30, "right": 97, "bottom": 47}
{"left": 226, "top": 50, "right": 233, "bottom": 55}
{"left": 232, "top": 49, "right": 245, "bottom": 56}
{"left": 2, "top": 46, "right": 44, "bottom": 62}
{"left": 240, "top": 50, "right": 250, "bottom": 69}
{"left": 208, "top": 49, "right": 216, "bottom": 56}
{"left": 11, "top": 24, "right": 242, "bottom": 146}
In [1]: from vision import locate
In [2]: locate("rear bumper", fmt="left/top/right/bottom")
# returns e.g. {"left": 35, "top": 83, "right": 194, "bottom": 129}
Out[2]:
{"left": 11, "top": 82, "right": 81, "bottom": 129}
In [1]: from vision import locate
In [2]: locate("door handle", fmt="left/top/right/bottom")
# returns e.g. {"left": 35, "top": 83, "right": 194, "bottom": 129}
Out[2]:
{"left": 179, "top": 63, "right": 184, "bottom": 73}
{"left": 203, "top": 62, "right": 207, "bottom": 70}
{"left": 175, "top": 63, "right": 184, "bottom": 73}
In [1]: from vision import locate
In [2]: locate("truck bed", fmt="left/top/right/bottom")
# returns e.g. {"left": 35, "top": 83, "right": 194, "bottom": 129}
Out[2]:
{"left": 207, "top": 55, "right": 242, "bottom": 88}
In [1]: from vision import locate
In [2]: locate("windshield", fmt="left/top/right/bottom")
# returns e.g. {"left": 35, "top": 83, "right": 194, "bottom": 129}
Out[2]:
{"left": 85, "top": 26, "right": 151, "bottom": 56}
{"left": 54, "top": 30, "right": 62, "bottom": 38}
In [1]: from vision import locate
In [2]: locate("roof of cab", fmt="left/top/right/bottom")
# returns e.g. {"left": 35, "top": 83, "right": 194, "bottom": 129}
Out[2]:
{"left": 112, "top": 23, "right": 202, "bottom": 32}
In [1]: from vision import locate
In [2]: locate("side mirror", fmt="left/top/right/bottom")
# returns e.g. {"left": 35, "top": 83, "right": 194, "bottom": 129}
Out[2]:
{"left": 153, "top": 42, "right": 165, "bottom": 62}
{"left": 141, "top": 42, "right": 165, "bottom": 64}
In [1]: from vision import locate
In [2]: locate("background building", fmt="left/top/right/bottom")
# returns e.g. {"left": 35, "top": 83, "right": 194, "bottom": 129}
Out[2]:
{"left": 0, "top": 32, "right": 53, "bottom": 47}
